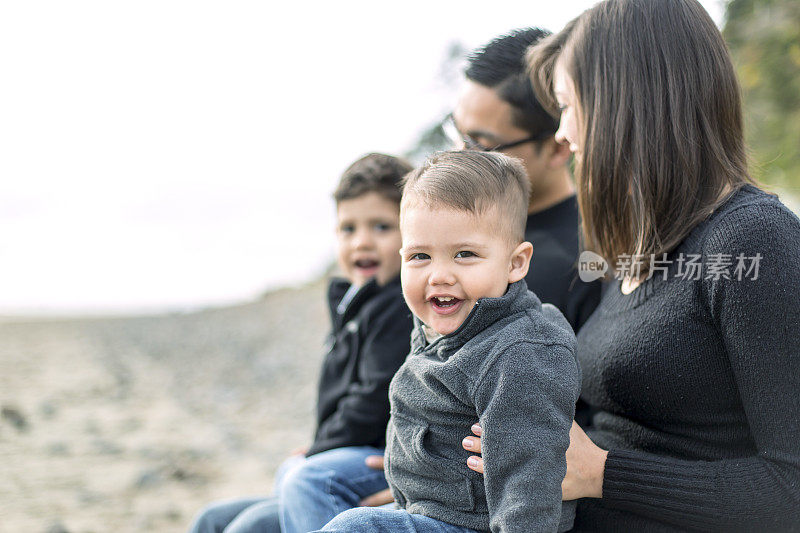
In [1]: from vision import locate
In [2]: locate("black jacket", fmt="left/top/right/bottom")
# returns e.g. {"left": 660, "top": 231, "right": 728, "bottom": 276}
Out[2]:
{"left": 307, "top": 275, "right": 413, "bottom": 457}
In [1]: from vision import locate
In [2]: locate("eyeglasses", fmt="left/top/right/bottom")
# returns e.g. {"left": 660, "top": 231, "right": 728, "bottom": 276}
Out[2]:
{"left": 441, "top": 113, "right": 554, "bottom": 152}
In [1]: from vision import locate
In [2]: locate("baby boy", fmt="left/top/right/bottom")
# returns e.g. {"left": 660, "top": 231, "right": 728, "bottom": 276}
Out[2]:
{"left": 317, "top": 150, "right": 580, "bottom": 533}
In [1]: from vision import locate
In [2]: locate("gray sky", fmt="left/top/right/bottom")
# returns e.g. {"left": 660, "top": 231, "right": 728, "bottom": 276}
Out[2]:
{"left": 0, "top": 1, "right": 726, "bottom": 314}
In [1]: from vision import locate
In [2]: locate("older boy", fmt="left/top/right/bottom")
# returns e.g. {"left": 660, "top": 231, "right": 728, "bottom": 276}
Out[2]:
{"left": 316, "top": 151, "right": 580, "bottom": 533}
{"left": 188, "top": 153, "right": 414, "bottom": 533}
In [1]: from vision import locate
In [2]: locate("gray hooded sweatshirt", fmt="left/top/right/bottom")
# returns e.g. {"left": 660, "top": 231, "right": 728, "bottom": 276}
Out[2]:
{"left": 385, "top": 280, "right": 580, "bottom": 532}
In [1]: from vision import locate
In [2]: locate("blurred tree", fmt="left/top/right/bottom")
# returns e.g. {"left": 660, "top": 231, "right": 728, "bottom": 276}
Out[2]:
{"left": 724, "top": 0, "right": 800, "bottom": 190}
{"left": 404, "top": 121, "right": 451, "bottom": 165}
{"left": 404, "top": 41, "right": 467, "bottom": 165}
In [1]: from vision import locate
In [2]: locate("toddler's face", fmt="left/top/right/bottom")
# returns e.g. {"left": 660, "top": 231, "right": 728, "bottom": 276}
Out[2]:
{"left": 400, "top": 203, "right": 530, "bottom": 336}
{"left": 336, "top": 192, "right": 402, "bottom": 287}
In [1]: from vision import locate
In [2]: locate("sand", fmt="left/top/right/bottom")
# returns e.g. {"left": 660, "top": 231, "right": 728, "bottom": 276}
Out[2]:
{"left": 0, "top": 278, "right": 329, "bottom": 533}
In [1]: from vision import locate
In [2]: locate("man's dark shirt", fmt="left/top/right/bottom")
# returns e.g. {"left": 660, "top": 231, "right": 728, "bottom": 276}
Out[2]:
{"left": 524, "top": 194, "right": 601, "bottom": 428}
{"left": 524, "top": 194, "right": 601, "bottom": 333}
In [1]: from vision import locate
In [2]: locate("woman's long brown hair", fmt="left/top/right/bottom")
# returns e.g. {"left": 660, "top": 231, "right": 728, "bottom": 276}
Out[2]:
{"left": 529, "top": 0, "right": 755, "bottom": 274}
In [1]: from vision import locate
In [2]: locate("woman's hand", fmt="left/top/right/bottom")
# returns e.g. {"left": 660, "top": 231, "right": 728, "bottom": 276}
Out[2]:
{"left": 358, "top": 455, "right": 395, "bottom": 507}
{"left": 462, "top": 421, "right": 609, "bottom": 500}
{"left": 562, "top": 421, "right": 608, "bottom": 499}
{"left": 462, "top": 423, "right": 485, "bottom": 473}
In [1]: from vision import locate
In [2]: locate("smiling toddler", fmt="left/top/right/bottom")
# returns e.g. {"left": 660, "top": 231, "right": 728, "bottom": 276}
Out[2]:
{"left": 316, "top": 150, "right": 581, "bottom": 533}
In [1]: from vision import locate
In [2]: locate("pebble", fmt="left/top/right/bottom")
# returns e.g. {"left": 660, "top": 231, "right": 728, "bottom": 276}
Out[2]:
{"left": 45, "top": 442, "right": 71, "bottom": 456}
{"left": 1, "top": 404, "right": 28, "bottom": 432}
{"left": 134, "top": 469, "right": 163, "bottom": 490}
{"left": 44, "top": 522, "right": 70, "bottom": 533}
{"left": 39, "top": 400, "right": 58, "bottom": 420}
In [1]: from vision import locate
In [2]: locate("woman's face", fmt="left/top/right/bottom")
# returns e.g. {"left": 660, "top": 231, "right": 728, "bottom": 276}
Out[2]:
{"left": 553, "top": 63, "right": 581, "bottom": 154}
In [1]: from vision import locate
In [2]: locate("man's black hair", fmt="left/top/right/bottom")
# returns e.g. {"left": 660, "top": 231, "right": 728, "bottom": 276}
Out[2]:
{"left": 465, "top": 28, "right": 558, "bottom": 138}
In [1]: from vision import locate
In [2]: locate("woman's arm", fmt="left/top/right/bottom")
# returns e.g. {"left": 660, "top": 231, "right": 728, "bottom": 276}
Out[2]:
{"left": 463, "top": 420, "right": 608, "bottom": 501}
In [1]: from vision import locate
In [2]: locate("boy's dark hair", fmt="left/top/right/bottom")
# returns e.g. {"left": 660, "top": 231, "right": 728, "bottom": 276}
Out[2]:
{"left": 465, "top": 28, "right": 559, "bottom": 141}
{"left": 334, "top": 153, "right": 414, "bottom": 204}
{"left": 401, "top": 150, "right": 530, "bottom": 243}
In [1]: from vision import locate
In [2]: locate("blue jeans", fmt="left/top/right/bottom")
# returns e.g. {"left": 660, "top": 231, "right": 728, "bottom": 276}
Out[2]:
{"left": 187, "top": 446, "right": 387, "bottom": 533}
{"left": 279, "top": 446, "right": 389, "bottom": 533}
{"left": 314, "top": 507, "right": 480, "bottom": 533}
{"left": 187, "top": 453, "right": 302, "bottom": 533}
{"left": 188, "top": 496, "right": 281, "bottom": 533}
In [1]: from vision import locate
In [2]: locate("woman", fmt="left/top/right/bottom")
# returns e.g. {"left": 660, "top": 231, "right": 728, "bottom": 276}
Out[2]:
{"left": 462, "top": 0, "right": 800, "bottom": 530}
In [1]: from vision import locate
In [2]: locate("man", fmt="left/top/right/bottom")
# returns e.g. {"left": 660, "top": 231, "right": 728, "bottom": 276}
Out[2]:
{"left": 445, "top": 27, "right": 600, "bottom": 333}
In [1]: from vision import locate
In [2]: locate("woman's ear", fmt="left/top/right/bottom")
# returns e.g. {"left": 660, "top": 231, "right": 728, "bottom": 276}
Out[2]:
{"left": 508, "top": 241, "right": 534, "bottom": 283}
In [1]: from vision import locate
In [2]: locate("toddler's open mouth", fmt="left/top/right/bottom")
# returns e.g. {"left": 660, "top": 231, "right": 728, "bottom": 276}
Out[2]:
{"left": 430, "top": 296, "right": 463, "bottom": 315}
{"left": 354, "top": 258, "right": 380, "bottom": 278}
{"left": 355, "top": 259, "right": 379, "bottom": 269}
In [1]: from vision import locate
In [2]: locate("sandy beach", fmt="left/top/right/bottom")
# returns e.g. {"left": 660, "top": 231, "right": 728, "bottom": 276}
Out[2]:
{"left": 0, "top": 278, "right": 329, "bottom": 533}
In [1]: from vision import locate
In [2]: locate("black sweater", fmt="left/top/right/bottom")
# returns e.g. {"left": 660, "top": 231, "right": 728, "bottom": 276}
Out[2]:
{"left": 307, "top": 275, "right": 413, "bottom": 457}
{"left": 574, "top": 185, "right": 800, "bottom": 531}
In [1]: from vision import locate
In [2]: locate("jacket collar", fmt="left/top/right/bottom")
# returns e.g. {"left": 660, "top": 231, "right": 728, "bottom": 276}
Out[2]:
{"left": 328, "top": 274, "right": 402, "bottom": 330}
{"left": 411, "top": 279, "right": 539, "bottom": 354}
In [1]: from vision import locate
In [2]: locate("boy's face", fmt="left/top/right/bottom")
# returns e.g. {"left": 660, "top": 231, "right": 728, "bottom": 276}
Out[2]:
{"left": 336, "top": 192, "right": 402, "bottom": 287}
{"left": 400, "top": 202, "right": 531, "bottom": 336}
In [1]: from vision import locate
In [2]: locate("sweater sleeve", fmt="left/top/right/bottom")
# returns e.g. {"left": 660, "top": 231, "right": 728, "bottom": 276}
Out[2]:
{"left": 306, "top": 301, "right": 413, "bottom": 457}
{"left": 474, "top": 342, "right": 580, "bottom": 533}
{"left": 600, "top": 201, "right": 800, "bottom": 530}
